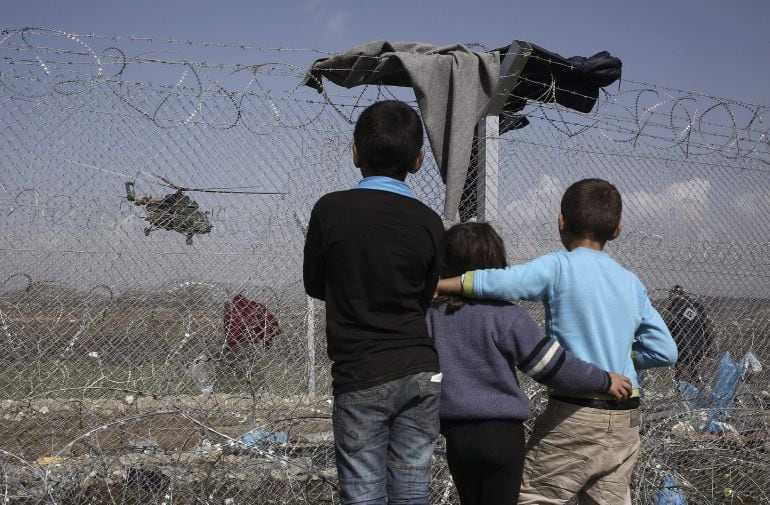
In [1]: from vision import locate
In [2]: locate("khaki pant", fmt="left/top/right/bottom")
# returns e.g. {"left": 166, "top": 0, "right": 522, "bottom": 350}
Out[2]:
{"left": 518, "top": 398, "right": 640, "bottom": 505}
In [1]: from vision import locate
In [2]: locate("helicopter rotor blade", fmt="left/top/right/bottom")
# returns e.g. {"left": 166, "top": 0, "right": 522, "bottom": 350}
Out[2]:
{"left": 150, "top": 173, "right": 187, "bottom": 191}
{"left": 150, "top": 173, "right": 284, "bottom": 195}
{"left": 181, "top": 188, "right": 286, "bottom": 195}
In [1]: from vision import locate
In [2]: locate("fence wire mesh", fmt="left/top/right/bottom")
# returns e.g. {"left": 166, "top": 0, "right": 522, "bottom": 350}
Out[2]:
{"left": 1, "top": 28, "right": 768, "bottom": 504}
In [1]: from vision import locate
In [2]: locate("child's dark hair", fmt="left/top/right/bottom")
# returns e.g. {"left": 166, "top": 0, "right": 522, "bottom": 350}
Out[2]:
{"left": 436, "top": 222, "right": 507, "bottom": 314}
{"left": 561, "top": 178, "right": 622, "bottom": 243}
{"left": 353, "top": 100, "right": 423, "bottom": 180}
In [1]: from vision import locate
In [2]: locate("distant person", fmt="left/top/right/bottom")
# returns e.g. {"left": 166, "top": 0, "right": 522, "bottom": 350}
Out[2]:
{"left": 223, "top": 294, "right": 280, "bottom": 350}
{"left": 428, "top": 222, "right": 632, "bottom": 505}
{"left": 303, "top": 100, "right": 444, "bottom": 504}
{"left": 666, "top": 284, "right": 712, "bottom": 384}
{"left": 437, "top": 178, "right": 678, "bottom": 504}
{"left": 219, "top": 294, "right": 281, "bottom": 393}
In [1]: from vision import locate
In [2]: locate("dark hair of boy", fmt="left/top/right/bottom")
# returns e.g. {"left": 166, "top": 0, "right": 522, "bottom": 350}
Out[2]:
{"left": 441, "top": 222, "right": 508, "bottom": 277}
{"left": 560, "top": 178, "right": 622, "bottom": 244}
{"left": 436, "top": 222, "right": 507, "bottom": 314}
{"left": 353, "top": 100, "right": 424, "bottom": 180}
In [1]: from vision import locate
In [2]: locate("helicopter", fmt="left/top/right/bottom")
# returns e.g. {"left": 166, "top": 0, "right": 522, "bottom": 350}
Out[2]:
{"left": 125, "top": 175, "right": 283, "bottom": 245}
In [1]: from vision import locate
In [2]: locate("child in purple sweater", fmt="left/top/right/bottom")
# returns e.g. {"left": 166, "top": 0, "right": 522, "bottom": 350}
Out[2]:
{"left": 426, "top": 222, "right": 631, "bottom": 505}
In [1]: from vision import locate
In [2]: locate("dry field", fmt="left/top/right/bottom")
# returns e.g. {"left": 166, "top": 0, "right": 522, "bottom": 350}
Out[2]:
{"left": 1, "top": 285, "right": 769, "bottom": 503}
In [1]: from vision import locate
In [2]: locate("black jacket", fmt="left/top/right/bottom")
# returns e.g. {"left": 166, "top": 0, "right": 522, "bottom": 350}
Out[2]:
{"left": 667, "top": 297, "right": 711, "bottom": 361}
{"left": 303, "top": 188, "right": 444, "bottom": 393}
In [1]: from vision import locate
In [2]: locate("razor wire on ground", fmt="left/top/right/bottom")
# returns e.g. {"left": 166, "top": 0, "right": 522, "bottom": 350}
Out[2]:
{"left": 0, "top": 27, "right": 768, "bottom": 504}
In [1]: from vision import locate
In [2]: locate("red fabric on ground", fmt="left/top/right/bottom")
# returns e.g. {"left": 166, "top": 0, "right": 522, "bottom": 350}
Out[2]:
{"left": 224, "top": 294, "right": 280, "bottom": 349}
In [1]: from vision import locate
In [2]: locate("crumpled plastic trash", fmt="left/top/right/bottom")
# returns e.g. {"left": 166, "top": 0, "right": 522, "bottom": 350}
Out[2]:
{"left": 676, "top": 380, "right": 708, "bottom": 408}
{"left": 741, "top": 351, "right": 762, "bottom": 375}
{"left": 36, "top": 455, "right": 63, "bottom": 466}
{"left": 706, "top": 351, "right": 762, "bottom": 424}
{"left": 239, "top": 429, "right": 288, "bottom": 446}
{"left": 127, "top": 436, "right": 162, "bottom": 454}
{"left": 192, "top": 438, "right": 223, "bottom": 454}
{"left": 671, "top": 421, "right": 696, "bottom": 436}
{"left": 301, "top": 431, "right": 334, "bottom": 443}
{"left": 702, "top": 420, "right": 738, "bottom": 436}
{"left": 187, "top": 353, "right": 213, "bottom": 395}
{"left": 654, "top": 474, "right": 688, "bottom": 504}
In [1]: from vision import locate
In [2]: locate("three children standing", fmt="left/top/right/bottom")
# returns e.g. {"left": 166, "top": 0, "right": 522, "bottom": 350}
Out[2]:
{"left": 303, "top": 100, "right": 677, "bottom": 505}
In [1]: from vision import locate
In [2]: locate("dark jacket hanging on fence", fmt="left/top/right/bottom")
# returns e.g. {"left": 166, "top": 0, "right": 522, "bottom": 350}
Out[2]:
{"left": 496, "top": 43, "right": 622, "bottom": 118}
{"left": 303, "top": 40, "right": 621, "bottom": 220}
{"left": 459, "top": 44, "right": 622, "bottom": 221}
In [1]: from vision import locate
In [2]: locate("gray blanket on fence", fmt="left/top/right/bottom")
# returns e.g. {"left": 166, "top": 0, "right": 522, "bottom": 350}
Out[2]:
{"left": 303, "top": 41, "right": 500, "bottom": 220}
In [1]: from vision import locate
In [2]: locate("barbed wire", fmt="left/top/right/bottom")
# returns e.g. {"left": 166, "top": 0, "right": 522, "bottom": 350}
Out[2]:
{"left": 1, "top": 27, "right": 329, "bottom": 53}
{"left": 3, "top": 29, "right": 769, "bottom": 173}
{"left": 1, "top": 28, "right": 769, "bottom": 504}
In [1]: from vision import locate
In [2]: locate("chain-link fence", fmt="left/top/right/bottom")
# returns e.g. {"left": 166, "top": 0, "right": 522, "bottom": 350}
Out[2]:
{"left": 1, "top": 28, "right": 768, "bottom": 504}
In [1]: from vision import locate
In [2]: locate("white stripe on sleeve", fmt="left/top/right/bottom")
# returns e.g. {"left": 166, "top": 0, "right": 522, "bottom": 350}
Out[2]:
{"left": 527, "top": 341, "right": 562, "bottom": 377}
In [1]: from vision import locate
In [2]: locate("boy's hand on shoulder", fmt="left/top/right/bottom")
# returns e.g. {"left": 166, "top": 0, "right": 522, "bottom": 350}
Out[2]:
{"left": 607, "top": 372, "right": 632, "bottom": 401}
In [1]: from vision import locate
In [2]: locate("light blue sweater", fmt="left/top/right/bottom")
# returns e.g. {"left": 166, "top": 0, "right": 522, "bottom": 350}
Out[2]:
{"left": 465, "top": 247, "right": 677, "bottom": 393}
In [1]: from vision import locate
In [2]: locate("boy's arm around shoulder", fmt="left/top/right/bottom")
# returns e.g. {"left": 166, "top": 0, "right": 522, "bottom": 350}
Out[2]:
{"left": 467, "top": 253, "right": 562, "bottom": 301}
{"left": 302, "top": 206, "right": 326, "bottom": 301}
{"left": 633, "top": 291, "right": 678, "bottom": 369}
{"left": 502, "top": 307, "right": 629, "bottom": 398}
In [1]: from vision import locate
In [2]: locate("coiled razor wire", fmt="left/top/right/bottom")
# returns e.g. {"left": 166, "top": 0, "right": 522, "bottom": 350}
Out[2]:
{"left": 1, "top": 28, "right": 769, "bottom": 504}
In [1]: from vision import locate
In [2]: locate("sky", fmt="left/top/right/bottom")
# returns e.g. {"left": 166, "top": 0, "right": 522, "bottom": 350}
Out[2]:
{"left": 2, "top": 0, "right": 769, "bottom": 298}
{"left": 3, "top": 0, "right": 769, "bottom": 106}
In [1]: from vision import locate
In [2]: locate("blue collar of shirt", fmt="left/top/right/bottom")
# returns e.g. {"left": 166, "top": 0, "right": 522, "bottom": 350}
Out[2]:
{"left": 356, "top": 176, "right": 415, "bottom": 199}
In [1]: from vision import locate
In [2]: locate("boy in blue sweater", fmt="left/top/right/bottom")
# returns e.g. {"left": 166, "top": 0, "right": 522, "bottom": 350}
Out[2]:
{"left": 436, "top": 178, "right": 677, "bottom": 504}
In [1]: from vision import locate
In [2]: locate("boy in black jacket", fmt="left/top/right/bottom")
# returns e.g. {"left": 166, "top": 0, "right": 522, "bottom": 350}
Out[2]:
{"left": 303, "top": 100, "right": 444, "bottom": 505}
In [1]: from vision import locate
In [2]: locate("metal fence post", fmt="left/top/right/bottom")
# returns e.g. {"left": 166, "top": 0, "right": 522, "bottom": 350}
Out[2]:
{"left": 476, "top": 41, "right": 531, "bottom": 227}
{"left": 477, "top": 117, "right": 500, "bottom": 225}
{"left": 306, "top": 295, "right": 316, "bottom": 397}
{"left": 294, "top": 211, "right": 316, "bottom": 397}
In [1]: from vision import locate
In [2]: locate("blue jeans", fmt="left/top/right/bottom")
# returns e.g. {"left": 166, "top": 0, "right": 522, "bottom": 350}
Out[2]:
{"left": 333, "top": 371, "right": 441, "bottom": 505}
